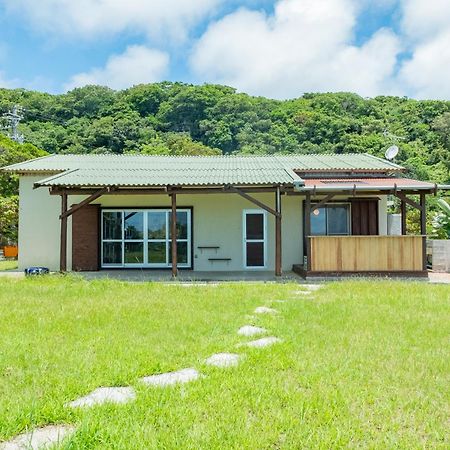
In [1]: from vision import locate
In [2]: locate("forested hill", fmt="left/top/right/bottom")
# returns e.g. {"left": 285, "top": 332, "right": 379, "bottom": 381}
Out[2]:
{"left": 1, "top": 83, "right": 449, "bottom": 184}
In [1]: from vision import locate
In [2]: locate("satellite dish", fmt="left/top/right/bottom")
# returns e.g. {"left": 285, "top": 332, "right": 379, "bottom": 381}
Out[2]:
{"left": 385, "top": 145, "right": 399, "bottom": 160}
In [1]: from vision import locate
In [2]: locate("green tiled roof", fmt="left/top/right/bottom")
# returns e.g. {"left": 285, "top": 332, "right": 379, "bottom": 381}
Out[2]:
{"left": 2, "top": 153, "right": 404, "bottom": 188}
{"left": 36, "top": 167, "right": 301, "bottom": 187}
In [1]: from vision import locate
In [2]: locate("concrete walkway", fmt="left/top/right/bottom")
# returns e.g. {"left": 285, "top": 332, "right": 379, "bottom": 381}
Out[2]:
{"left": 428, "top": 272, "right": 450, "bottom": 283}
{"left": 3, "top": 269, "right": 449, "bottom": 283}
{"left": 79, "top": 270, "right": 302, "bottom": 283}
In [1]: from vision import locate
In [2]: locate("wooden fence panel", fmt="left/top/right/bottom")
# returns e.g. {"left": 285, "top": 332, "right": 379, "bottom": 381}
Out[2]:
{"left": 309, "top": 236, "right": 424, "bottom": 272}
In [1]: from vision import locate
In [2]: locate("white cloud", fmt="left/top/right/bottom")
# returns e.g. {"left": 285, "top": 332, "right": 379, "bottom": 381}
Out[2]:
{"left": 401, "top": 0, "right": 450, "bottom": 40}
{"left": 398, "top": 30, "right": 450, "bottom": 99}
{"left": 3, "top": 0, "right": 223, "bottom": 41}
{"left": 65, "top": 45, "right": 169, "bottom": 91}
{"left": 397, "top": 0, "right": 450, "bottom": 99}
{"left": 190, "top": 0, "right": 401, "bottom": 98}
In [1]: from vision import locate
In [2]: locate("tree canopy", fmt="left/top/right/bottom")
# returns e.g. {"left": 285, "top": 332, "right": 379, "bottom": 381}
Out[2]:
{"left": 0, "top": 84, "right": 448, "bottom": 184}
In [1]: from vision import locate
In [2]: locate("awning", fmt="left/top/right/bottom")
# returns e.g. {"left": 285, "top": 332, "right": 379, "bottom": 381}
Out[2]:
{"left": 296, "top": 178, "right": 449, "bottom": 193}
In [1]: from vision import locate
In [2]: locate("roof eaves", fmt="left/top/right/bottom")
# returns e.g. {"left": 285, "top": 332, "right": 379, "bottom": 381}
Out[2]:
{"left": 0, "top": 154, "right": 54, "bottom": 172}
{"left": 33, "top": 168, "right": 80, "bottom": 189}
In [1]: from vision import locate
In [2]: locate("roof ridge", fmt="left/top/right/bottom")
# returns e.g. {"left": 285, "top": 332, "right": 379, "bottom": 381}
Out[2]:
{"left": 362, "top": 152, "right": 404, "bottom": 169}
{"left": 23, "top": 152, "right": 384, "bottom": 159}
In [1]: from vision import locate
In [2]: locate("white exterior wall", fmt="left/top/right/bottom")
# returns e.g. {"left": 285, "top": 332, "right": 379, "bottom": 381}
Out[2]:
{"left": 18, "top": 175, "right": 388, "bottom": 272}
{"left": 378, "top": 195, "right": 388, "bottom": 235}
{"left": 19, "top": 175, "right": 63, "bottom": 271}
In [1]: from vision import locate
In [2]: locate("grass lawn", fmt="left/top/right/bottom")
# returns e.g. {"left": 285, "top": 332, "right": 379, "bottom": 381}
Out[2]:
{"left": 0, "top": 260, "right": 18, "bottom": 271}
{"left": 0, "top": 277, "right": 449, "bottom": 448}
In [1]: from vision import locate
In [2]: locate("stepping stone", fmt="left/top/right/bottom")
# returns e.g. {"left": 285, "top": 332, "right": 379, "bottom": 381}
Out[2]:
{"left": 246, "top": 337, "right": 282, "bottom": 348}
{"left": 254, "top": 306, "right": 277, "bottom": 314}
{"left": 140, "top": 368, "right": 199, "bottom": 387}
{"left": 238, "top": 325, "right": 267, "bottom": 336}
{"left": 66, "top": 387, "right": 135, "bottom": 408}
{"left": 205, "top": 353, "right": 240, "bottom": 368}
{"left": 301, "top": 284, "right": 323, "bottom": 291}
{"left": 0, "top": 424, "right": 76, "bottom": 449}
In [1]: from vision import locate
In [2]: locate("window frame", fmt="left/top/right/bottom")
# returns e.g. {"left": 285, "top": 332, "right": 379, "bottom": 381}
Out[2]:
{"left": 310, "top": 203, "right": 351, "bottom": 236}
{"left": 101, "top": 208, "right": 192, "bottom": 269}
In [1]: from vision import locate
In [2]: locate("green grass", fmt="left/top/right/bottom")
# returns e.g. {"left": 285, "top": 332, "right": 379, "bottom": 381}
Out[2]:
{"left": 0, "top": 260, "right": 18, "bottom": 271}
{"left": 0, "top": 277, "right": 449, "bottom": 448}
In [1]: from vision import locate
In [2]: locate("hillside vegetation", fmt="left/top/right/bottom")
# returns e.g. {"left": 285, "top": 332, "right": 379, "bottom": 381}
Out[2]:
{"left": 0, "top": 84, "right": 449, "bottom": 184}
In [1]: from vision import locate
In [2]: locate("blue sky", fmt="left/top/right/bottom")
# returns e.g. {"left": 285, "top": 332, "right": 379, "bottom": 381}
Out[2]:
{"left": 0, "top": 0, "right": 449, "bottom": 99}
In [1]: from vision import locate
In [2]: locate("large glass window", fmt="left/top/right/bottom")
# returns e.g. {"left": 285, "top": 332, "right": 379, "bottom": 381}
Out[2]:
{"left": 101, "top": 209, "right": 191, "bottom": 268}
{"left": 124, "top": 212, "right": 144, "bottom": 239}
{"left": 103, "top": 211, "right": 122, "bottom": 240}
{"left": 310, "top": 204, "right": 350, "bottom": 236}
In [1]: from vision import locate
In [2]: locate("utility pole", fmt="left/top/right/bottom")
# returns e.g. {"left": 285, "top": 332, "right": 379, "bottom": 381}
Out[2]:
{"left": 2, "top": 105, "right": 24, "bottom": 143}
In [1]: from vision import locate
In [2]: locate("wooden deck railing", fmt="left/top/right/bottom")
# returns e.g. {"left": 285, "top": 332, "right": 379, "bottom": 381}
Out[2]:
{"left": 309, "top": 235, "right": 426, "bottom": 272}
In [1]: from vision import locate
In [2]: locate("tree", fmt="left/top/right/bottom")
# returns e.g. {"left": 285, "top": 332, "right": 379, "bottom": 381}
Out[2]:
{"left": 140, "top": 133, "right": 220, "bottom": 156}
{"left": 432, "top": 199, "right": 450, "bottom": 239}
{"left": 0, "top": 134, "right": 47, "bottom": 197}
{"left": 433, "top": 112, "right": 450, "bottom": 149}
{"left": 0, "top": 196, "right": 18, "bottom": 245}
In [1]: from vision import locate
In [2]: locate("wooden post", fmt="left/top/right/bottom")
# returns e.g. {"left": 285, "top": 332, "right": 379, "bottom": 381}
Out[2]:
{"left": 275, "top": 186, "right": 282, "bottom": 277}
{"left": 60, "top": 193, "right": 68, "bottom": 272}
{"left": 400, "top": 199, "right": 407, "bottom": 235}
{"left": 420, "top": 193, "right": 426, "bottom": 236}
{"left": 420, "top": 193, "right": 427, "bottom": 271}
{"left": 305, "top": 192, "right": 311, "bottom": 271}
{"left": 171, "top": 193, "right": 178, "bottom": 278}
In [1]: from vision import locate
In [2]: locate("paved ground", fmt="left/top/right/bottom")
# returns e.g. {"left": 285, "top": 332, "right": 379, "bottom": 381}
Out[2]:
{"left": 80, "top": 270, "right": 302, "bottom": 282}
{"left": 1, "top": 269, "right": 449, "bottom": 283}
{"left": 428, "top": 272, "right": 450, "bottom": 283}
{"left": 0, "top": 271, "right": 23, "bottom": 279}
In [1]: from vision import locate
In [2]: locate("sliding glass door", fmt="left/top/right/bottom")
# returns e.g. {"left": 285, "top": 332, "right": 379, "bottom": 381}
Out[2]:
{"left": 102, "top": 209, "right": 191, "bottom": 268}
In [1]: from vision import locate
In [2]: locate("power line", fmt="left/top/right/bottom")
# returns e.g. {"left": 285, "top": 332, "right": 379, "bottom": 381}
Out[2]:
{"left": 22, "top": 108, "right": 68, "bottom": 126}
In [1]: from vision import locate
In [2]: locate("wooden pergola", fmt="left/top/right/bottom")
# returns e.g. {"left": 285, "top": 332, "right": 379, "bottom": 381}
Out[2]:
{"left": 54, "top": 184, "right": 284, "bottom": 277}
{"left": 300, "top": 185, "right": 435, "bottom": 274}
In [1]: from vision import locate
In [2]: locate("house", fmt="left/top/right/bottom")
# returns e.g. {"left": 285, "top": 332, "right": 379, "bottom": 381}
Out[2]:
{"left": 2, "top": 153, "right": 448, "bottom": 278}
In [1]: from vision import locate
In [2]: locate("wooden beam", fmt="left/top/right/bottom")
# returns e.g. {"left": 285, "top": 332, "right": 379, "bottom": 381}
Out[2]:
{"left": 305, "top": 191, "right": 312, "bottom": 271}
{"left": 48, "top": 186, "right": 438, "bottom": 198}
{"left": 49, "top": 186, "right": 283, "bottom": 196}
{"left": 227, "top": 186, "right": 280, "bottom": 217}
{"left": 394, "top": 192, "right": 422, "bottom": 211}
{"left": 311, "top": 193, "right": 336, "bottom": 212}
{"left": 420, "top": 192, "right": 426, "bottom": 235}
{"left": 401, "top": 200, "right": 407, "bottom": 235}
{"left": 275, "top": 186, "right": 282, "bottom": 277}
{"left": 60, "top": 187, "right": 111, "bottom": 219}
{"left": 60, "top": 193, "right": 68, "bottom": 272}
{"left": 287, "top": 189, "right": 436, "bottom": 197}
{"left": 171, "top": 193, "right": 178, "bottom": 278}
{"left": 419, "top": 192, "right": 428, "bottom": 270}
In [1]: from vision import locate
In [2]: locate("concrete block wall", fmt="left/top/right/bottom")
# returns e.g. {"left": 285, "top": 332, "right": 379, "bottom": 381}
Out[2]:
{"left": 428, "top": 240, "right": 450, "bottom": 272}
